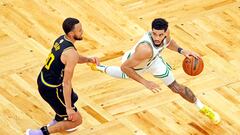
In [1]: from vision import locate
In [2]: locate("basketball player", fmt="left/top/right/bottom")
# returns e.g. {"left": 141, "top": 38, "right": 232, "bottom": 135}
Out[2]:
{"left": 26, "top": 18, "right": 100, "bottom": 135}
{"left": 89, "top": 18, "right": 221, "bottom": 124}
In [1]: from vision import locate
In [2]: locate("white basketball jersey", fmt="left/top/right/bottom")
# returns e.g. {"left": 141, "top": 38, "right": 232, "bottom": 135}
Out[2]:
{"left": 124, "top": 32, "right": 170, "bottom": 70}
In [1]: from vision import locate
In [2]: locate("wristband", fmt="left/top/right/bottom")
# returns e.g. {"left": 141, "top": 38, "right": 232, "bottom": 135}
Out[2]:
{"left": 178, "top": 47, "right": 183, "bottom": 54}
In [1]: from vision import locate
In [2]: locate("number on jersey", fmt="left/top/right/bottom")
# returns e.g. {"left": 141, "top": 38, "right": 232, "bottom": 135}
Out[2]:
{"left": 45, "top": 53, "right": 55, "bottom": 70}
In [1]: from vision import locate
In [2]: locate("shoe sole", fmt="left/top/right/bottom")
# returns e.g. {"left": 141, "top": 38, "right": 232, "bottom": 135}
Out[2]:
{"left": 25, "top": 129, "right": 30, "bottom": 135}
{"left": 47, "top": 123, "right": 78, "bottom": 132}
{"left": 66, "top": 126, "right": 78, "bottom": 132}
{"left": 213, "top": 112, "right": 221, "bottom": 124}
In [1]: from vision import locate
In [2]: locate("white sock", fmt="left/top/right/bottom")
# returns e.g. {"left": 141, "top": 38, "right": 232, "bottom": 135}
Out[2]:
{"left": 96, "top": 65, "right": 107, "bottom": 72}
{"left": 97, "top": 65, "right": 127, "bottom": 78}
{"left": 195, "top": 98, "right": 204, "bottom": 110}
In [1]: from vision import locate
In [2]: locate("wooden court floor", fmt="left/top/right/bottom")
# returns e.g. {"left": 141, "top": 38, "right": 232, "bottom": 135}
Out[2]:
{"left": 0, "top": 0, "right": 240, "bottom": 134}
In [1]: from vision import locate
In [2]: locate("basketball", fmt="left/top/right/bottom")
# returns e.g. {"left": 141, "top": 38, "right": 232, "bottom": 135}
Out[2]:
{"left": 182, "top": 56, "right": 204, "bottom": 76}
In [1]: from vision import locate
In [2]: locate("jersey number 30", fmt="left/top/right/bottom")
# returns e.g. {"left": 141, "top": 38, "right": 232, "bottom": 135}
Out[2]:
{"left": 45, "top": 53, "right": 55, "bottom": 70}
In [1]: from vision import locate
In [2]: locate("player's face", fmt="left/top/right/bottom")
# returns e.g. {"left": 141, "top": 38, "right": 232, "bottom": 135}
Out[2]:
{"left": 151, "top": 29, "right": 166, "bottom": 45}
{"left": 72, "top": 23, "right": 83, "bottom": 40}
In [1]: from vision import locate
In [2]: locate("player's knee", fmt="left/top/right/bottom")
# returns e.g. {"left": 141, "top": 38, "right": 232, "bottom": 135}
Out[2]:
{"left": 120, "top": 65, "right": 126, "bottom": 73}
{"left": 75, "top": 119, "right": 82, "bottom": 127}
{"left": 75, "top": 112, "right": 82, "bottom": 126}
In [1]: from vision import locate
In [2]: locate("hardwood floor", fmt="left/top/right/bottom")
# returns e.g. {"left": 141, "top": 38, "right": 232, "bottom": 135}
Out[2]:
{"left": 0, "top": 0, "right": 240, "bottom": 134}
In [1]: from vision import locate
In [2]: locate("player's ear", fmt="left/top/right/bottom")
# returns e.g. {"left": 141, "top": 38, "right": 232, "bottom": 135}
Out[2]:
{"left": 68, "top": 31, "right": 74, "bottom": 37}
{"left": 165, "top": 28, "right": 170, "bottom": 37}
{"left": 166, "top": 28, "right": 170, "bottom": 34}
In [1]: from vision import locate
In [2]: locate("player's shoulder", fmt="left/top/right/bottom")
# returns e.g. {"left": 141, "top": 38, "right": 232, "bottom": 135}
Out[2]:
{"left": 134, "top": 43, "right": 152, "bottom": 59}
{"left": 61, "top": 48, "right": 79, "bottom": 62}
{"left": 54, "top": 35, "right": 64, "bottom": 43}
{"left": 62, "top": 47, "right": 78, "bottom": 56}
{"left": 137, "top": 42, "right": 152, "bottom": 52}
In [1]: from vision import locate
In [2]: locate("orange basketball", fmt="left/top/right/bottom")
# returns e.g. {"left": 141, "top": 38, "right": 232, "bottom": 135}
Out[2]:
{"left": 182, "top": 56, "right": 204, "bottom": 76}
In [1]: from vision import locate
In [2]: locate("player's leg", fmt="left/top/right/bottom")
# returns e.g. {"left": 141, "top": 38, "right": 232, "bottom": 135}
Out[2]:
{"left": 47, "top": 113, "right": 82, "bottom": 134}
{"left": 26, "top": 81, "right": 82, "bottom": 135}
{"left": 47, "top": 88, "right": 81, "bottom": 133}
{"left": 168, "top": 80, "right": 220, "bottom": 124}
{"left": 47, "top": 90, "right": 79, "bottom": 131}
{"left": 150, "top": 56, "right": 221, "bottom": 124}
{"left": 99, "top": 65, "right": 128, "bottom": 79}
{"left": 150, "top": 56, "right": 197, "bottom": 102}
{"left": 88, "top": 52, "right": 131, "bottom": 79}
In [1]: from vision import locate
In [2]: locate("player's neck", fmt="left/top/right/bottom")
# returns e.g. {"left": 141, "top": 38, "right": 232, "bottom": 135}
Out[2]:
{"left": 64, "top": 35, "right": 75, "bottom": 44}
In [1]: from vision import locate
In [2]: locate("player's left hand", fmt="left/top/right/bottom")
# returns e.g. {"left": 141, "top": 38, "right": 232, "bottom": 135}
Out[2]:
{"left": 66, "top": 108, "right": 78, "bottom": 121}
{"left": 181, "top": 50, "right": 200, "bottom": 59}
{"left": 90, "top": 57, "right": 100, "bottom": 65}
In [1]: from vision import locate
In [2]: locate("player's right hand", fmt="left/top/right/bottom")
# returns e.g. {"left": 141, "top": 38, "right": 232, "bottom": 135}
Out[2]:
{"left": 143, "top": 80, "right": 161, "bottom": 93}
{"left": 181, "top": 49, "right": 200, "bottom": 59}
{"left": 66, "top": 108, "right": 78, "bottom": 121}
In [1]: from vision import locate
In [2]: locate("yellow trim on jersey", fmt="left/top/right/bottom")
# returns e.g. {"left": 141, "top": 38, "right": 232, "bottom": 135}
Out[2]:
{"left": 40, "top": 72, "right": 62, "bottom": 88}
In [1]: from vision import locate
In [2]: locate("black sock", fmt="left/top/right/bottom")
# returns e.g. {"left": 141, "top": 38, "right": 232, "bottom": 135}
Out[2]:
{"left": 40, "top": 126, "right": 50, "bottom": 135}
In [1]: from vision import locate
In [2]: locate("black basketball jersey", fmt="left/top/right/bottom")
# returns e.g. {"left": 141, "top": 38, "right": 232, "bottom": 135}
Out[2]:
{"left": 40, "top": 35, "right": 76, "bottom": 85}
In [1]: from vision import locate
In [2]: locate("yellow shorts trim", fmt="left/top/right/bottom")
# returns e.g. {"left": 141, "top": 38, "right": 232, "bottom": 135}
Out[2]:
{"left": 56, "top": 88, "right": 76, "bottom": 117}
{"left": 56, "top": 88, "right": 66, "bottom": 107}
{"left": 40, "top": 72, "right": 62, "bottom": 88}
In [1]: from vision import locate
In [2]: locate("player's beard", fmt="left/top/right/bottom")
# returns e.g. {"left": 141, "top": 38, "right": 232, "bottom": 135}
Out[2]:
{"left": 74, "top": 35, "right": 83, "bottom": 41}
{"left": 154, "top": 40, "right": 161, "bottom": 46}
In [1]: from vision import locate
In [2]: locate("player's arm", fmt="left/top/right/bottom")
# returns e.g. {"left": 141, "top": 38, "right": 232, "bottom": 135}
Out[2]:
{"left": 121, "top": 44, "right": 160, "bottom": 92}
{"left": 78, "top": 55, "right": 100, "bottom": 65}
{"left": 61, "top": 49, "right": 78, "bottom": 119}
{"left": 121, "top": 44, "right": 151, "bottom": 85}
{"left": 165, "top": 28, "right": 180, "bottom": 52}
{"left": 166, "top": 29, "right": 199, "bottom": 58}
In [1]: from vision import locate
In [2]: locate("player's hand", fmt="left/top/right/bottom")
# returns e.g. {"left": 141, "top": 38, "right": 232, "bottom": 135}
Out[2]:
{"left": 143, "top": 80, "right": 161, "bottom": 93}
{"left": 66, "top": 108, "right": 78, "bottom": 121}
{"left": 90, "top": 57, "right": 100, "bottom": 65}
{"left": 181, "top": 50, "right": 200, "bottom": 59}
